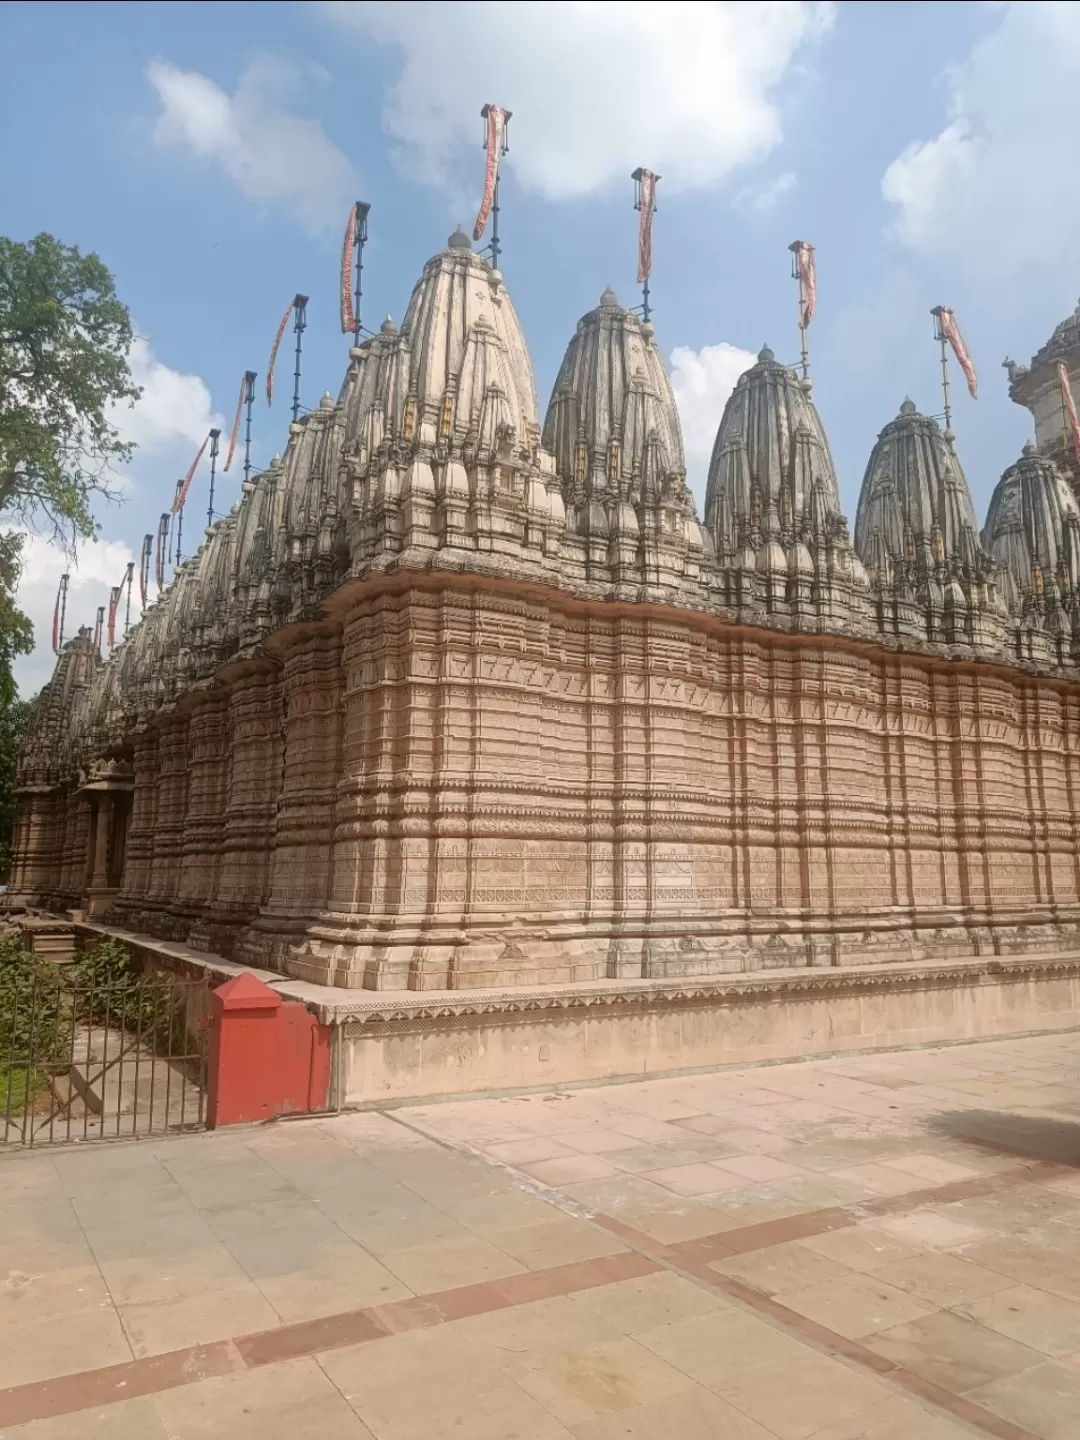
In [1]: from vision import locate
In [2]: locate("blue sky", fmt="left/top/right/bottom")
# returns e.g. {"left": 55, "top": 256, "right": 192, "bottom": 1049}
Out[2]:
{"left": 4, "top": 0, "right": 1079, "bottom": 694}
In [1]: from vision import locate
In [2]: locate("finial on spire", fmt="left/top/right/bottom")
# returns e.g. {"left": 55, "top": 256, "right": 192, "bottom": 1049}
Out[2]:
{"left": 632, "top": 168, "right": 659, "bottom": 324}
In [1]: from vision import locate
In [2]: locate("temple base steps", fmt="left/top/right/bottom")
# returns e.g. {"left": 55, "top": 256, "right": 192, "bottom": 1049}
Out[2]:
{"left": 55, "top": 920, "right": 1080, "bottom": 1106}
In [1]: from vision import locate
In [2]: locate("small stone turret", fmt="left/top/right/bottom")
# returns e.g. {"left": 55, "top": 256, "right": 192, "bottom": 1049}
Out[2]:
{"left": 703, "top": 345, "right": 864, "bottom": 618}
{"left": 543, "top": 287, "right": 704, "bottom": 592}
{"left": 983, "top": 442, "right": 1080, "bottom": 664}
{"left": 855, "top": 398, "right": 998, "bottom": 646}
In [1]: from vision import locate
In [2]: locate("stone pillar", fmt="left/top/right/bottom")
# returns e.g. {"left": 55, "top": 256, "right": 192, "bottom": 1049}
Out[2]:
{"left": 84, "top": 792, "right": 114, "bottom": 919}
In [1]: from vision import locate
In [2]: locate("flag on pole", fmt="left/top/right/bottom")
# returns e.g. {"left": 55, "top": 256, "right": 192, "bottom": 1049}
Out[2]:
{"left": 266, "top": 300, "right": 294, "bottom": 407}
{"left": 224, "top": 372, "right": 246, "bottom": 473}
{"left": 340, "top": 203, "right": 357, "bottom": 335}
{"left": 173, "top": 432, "right": 210, "bottom": 514}
{"left": 933, "top": 306, "right": 977, "bottom": 398}
{"left": 139, "top": 534, "right": 152, "bottom": 607}
{"left": 790, "top": 241, "right": 817, "bottom": 327}
{"left": 474, "top": 105, "right": 509, "bottom": 241}
{"left": 106, "top": 584, "right": 121, "bottom": 650}
{"left": 1057, "top": 361, "right": 1080, "bottom": 467}
{"left": 155, "top": 513, "right": 170, "bottom": 591}
{"left": 633, "top": 168, "right": 659, "bottom": 284}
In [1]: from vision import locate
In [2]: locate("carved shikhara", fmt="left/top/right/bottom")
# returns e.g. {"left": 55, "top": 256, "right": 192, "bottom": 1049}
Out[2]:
{"left": 13, "top": 241, "right": 1080, "bottom": 993}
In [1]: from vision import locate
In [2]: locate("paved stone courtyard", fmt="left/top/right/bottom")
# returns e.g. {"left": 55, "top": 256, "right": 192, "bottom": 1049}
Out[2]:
{"left": 2, "top": 1032, "right": 1080, "bottom": 1438}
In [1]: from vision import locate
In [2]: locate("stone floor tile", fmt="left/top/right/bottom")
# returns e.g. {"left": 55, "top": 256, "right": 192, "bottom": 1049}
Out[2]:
{"left": 693, "top": 1125, "right": 795, "bottom": 1154}
{"left": 451, "top": 1294, "right": 624, "bottom": 1356}
{"left": 959, "top": 1232, "right": 1080, "bottom": 1301}
{"left": 709, "top": 1349, "right": 893, "bottom": 1439}
{"left": 955, "top": 1282, "right": 1080, "bottom": 1356}
{"left": 869, "top": 1251, "right": 1014, "bottom": 1308}
{"left": 320, "top": 1330, "right": 571, "bottom": 1439}
{"left": 250, "top": 1247, "right": 412, "bottom": 1322}
{"left": 118, "top": 1275, "right": 280, "bottom": 1356}
{"left": 0, "top": 1306, "right": 133, "bottom": 1390}
{"left": 711, "top": 1238, "right": 855, "bottom": 1297}
{"left": 569, "top": 1270, "right": 728, "bottom": 1336}
{"left": 0, "top": 1263, "right": 111, "bottom": 1326}
{"left": 568, "top": 1381, "right": 775, "bottom": 1438}
{"left": 0, "top": 1396, "right": 168, "bottom": 1439}
{"left": 878, "top": 1153, "right": 983, "bottom": 1185}
{"left": 713, "top": 1153, "right": 809, "bottom": 1183}
{"left": 634, "top": 1306, "right": 808, "bottom": 1387}
{"left": 637, "top": 1162, "right": 748, "bottom": 1197}
{"left": 376, "top": 1231, "right": 527, "bottom": 1292}
{"left": 523, "top": 1156, "right": 621, "bottom": 1187}
{"left": 504, "top": 1334, "right": 696, "bottom": 1427}
{"left": 829, "top": 1163, "right": 926, "bottom": 1198}
{"left": 475, "top": 1219, "right": 626, "bottom": 1270}
{"left": 866, "top": 1309, "right": 1046, "bottom": 1393}
{"left": 797, "top": 1225, "right": 929, "bottom": 1273}
{"left": 155, "top": 1357, "right": 377, "bottom": 1438}
{"left": 802, "top": 1394, "right": 977, "bottom": 1439}
{"left": 552, "top": 1129, "right": 651, "bottom": 1157}
{"left": 967, "top": 1359, "right": 1080, "bottom": 1439}
{"left": 871, "top": 1208, "right": 989, "bottom": 1249}
{"left": 486, "top": 1136, "right": 578, "bottom": 1165}
{"left": 775, "top": 1272, "right": 939, "bottom": 1338}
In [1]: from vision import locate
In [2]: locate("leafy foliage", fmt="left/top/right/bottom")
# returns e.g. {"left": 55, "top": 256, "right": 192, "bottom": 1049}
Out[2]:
{"left": 0, "top": 233, "right": 140, "bottom": 546}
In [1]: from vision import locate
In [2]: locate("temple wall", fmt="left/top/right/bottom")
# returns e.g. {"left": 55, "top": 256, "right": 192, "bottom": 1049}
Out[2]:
{"left": 17, "top": 579, "right": 1080, "bottom": 987}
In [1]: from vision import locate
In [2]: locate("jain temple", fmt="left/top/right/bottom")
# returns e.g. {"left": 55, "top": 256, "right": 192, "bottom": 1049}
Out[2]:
{"left": 12, "top": 227, "right": 1080, "bottom": 1097}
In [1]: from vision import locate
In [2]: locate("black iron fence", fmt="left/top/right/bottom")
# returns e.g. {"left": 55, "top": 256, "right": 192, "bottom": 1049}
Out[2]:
{"left": 1, "top": 958, "right": 210, "bottom": 1147}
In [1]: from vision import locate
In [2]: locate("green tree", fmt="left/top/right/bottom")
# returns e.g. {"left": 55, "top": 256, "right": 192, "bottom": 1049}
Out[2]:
{"left": 1, "top": 232, "right": 140, "bottom": 545}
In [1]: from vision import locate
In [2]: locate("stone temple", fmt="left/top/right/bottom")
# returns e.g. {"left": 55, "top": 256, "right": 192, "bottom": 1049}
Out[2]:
{"left": 12, "top": 233, "right": 1080, "bottom": 1062}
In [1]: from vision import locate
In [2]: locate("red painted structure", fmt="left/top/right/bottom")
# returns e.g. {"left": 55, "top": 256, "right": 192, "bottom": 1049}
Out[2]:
{"left": 207, "top": 972, "right": 331, "bottom": 1128}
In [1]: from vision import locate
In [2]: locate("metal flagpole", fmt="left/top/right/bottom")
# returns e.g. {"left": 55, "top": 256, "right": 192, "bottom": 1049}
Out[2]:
{"left": 58, "top": 573, "right": 69, "bottom": 650}
{"left": 354, "top": 204, "right": 370, "bottom": 346}
{"left": 291, "top": 295, "right": 308, "bottom": 424}
{"left": 243, "top": 370, "right": 257, "bottom": 483}
{"left": 173, "top": 479, "right": 185, "bottom": 566}
{"left": 934, "top": 311, "right": 953, "bottom": 441}
{"left": 123, "top": 562, "right": 134, "bottom": 637}
{"left": 789, "top": 243, "right": 809, "bottom": 382}
{"left": 207, "top": 428, "right": 221, "bottom": 527}
{"left": 93, "top": 606, "right": 104, "bottom": 659}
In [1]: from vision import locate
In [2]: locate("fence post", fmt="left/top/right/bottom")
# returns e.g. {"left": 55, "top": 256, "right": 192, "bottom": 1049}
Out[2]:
{"left": 207, "top": 972, "right": 330, "bottom": 1129}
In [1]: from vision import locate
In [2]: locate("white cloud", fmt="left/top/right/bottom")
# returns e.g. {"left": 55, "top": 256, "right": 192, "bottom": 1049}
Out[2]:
{"left": 670, "top": 342, "right": 758, "bottom": 509}
{"left": 10, "top": 533, "right": 139, "bottom": 699}
{"left": 112, "top": 336, "right": 220, "bottom": 455}
{"left": 147, "top": 57, "right": 357, "bottom": 234}
{"left": 734, "top": 170, "right": 797, "bottom": 215}
{"left": 882, "top": 2, "right": 1080, "bottom": 274}
{"left": 324, "top": 2, "right": 832, "bottom": 202}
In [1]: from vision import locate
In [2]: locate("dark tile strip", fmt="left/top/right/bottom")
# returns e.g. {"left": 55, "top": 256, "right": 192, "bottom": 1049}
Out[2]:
{"left": 677, "top": 1257, "right": 1043, "bottom": 1440}
{"left": 0, "top": 1248, "right": 660, "bottom": 1430}
{"left": 0, "top": 1342, "right": 244, "bottom": 1430}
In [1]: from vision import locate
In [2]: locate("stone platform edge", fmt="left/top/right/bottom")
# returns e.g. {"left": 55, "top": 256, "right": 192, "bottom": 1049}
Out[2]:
{"left": 71, "top": 921, "right": 1080, "bottom": 1026}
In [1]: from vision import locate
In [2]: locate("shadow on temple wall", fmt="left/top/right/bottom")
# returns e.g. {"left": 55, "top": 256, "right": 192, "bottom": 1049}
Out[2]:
{"left": 927, "top": 1109, "right": 1080, "bottom": 1168}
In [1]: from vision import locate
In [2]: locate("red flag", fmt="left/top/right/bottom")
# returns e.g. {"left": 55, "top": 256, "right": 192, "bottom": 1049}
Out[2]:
{"left": 933, "top": 306, "right": 977, "bottom": 399}
{"left": 1057, "top": 361, "right": 1080, "bottom": 467}
{"left": 173, "top": 432, "right": 210, "bottom": 514}
{"left": 224, "top": 372, "right": 246, "bottom": 473}
{"left": 633, "top": 169, "right": 659, "bottom": 284}
{"left": 791, "top": 240, "right": 816, "bottom": 327}
{"left": 473, "top": 105, "right": 509, "bottom": 242}
{"left": 106, "top": 585, "right": 121, "bottom": 650}
{"left": 266, "top": 301, "right": 293, "bottom": 407}
{"left": 155, "top": 513, "right": 170, "bottom": 591}
{"left": 340, "top": 204, "right": 357, "bottom": 335}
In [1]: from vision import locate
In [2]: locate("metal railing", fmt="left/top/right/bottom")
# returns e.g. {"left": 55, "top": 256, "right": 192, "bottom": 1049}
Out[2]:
{"left": 1, "top": 967, "right": 209, "bottom": 1147}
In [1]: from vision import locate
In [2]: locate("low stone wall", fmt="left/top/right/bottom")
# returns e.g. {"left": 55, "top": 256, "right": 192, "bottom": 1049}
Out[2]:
{"left": 333, "top": 954, "right": 1080, "bottom": 1104}
{"left": 66, "top": 925, "right": 1080, "bottom": 1109}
